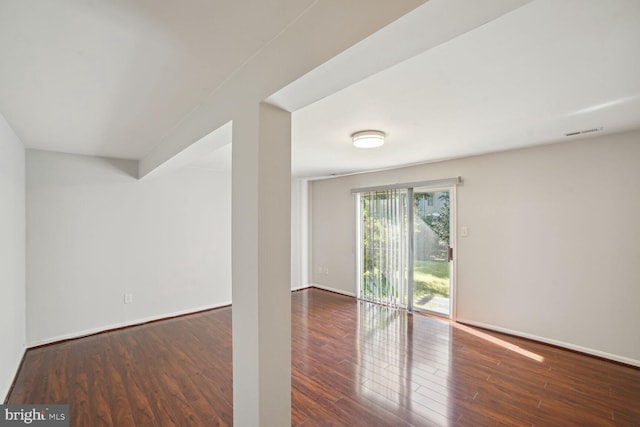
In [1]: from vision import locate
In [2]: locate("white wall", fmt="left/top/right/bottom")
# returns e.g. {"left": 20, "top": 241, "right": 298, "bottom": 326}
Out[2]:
{"left": 291, "top": 178, "right": 309, "bottom": 290}
{"left": 26, "top": 150, "right": 231, "bottom": 345}
{"left": 310, "top": 130, "right": 640, "bottom": 365}
{"left": 0, "top": 114, "right": 26, "bottom": 401}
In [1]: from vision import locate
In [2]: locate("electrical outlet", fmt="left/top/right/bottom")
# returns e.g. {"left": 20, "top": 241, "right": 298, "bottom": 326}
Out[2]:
{"left": 124, "top": 293, "right": 133, "bottom": 304}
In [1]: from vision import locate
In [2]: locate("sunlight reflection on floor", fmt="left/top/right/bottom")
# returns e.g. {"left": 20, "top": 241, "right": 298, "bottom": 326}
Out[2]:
{"left": 452, "top": 322, "right": 545, "bottom": 363}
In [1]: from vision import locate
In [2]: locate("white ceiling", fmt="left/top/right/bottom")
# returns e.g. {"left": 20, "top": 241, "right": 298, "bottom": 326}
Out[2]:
{"left": 0, "top": 0, "right": 314, "bottom": 158}
{"left": 289, "top": 0, "right": 640, "bottom": 177}
{"left": 1, "top": 0, "right": 639, "bottom": 179}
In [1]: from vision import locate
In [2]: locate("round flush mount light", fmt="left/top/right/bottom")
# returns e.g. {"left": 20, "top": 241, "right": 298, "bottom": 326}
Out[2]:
{"left": 351, "top": 130, "right": 385, "bottom": 148}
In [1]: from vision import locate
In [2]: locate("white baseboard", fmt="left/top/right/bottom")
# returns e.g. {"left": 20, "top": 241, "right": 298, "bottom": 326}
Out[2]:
{"left": 27, "top": 301, "right": 232, "bottom": 348}
{"left": 309, "top": 283, "right": 356, "bottom": 297}
{"left": 456, "top": 318, "right": 640, "bottom": 368}
{"left": 27, "top": 287, "right": 350, "bottom": 348}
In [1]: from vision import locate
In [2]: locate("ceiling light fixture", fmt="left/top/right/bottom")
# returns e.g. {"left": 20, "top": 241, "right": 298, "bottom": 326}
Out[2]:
{"left": 352, "top": 130, "right": 385, "bottom": 148}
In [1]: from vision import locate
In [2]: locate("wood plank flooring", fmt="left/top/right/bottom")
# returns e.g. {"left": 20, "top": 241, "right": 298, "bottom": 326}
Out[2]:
{"left": 7, "top": 288, "right": 640, "bottom": 426}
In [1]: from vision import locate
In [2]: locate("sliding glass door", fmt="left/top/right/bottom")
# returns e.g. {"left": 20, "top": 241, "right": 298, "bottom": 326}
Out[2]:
{"left": 412, "top": 189, "right": 451, "bottom": 316}
{"left": 357, "top": 185, "right": 454, "bottom": 317}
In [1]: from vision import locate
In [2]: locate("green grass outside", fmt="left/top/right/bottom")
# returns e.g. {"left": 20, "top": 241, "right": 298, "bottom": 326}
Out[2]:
{"left": 414, "top": 260, "right": 450, "bottom": 298}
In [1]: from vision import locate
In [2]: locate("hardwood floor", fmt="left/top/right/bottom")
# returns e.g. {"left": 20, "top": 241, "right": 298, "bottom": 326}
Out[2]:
{"left": 8, "top": 288, "right": 640, "bottom": 426}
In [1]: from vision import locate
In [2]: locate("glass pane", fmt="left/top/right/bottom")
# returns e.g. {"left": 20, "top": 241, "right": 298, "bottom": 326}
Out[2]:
{"left": 413, "top": 190, "right": 450, "bottom": 315}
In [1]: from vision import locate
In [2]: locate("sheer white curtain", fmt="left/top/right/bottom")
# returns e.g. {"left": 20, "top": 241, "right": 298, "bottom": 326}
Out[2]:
{"left": 358, "top": 189, "right": 408, "bottom": 308}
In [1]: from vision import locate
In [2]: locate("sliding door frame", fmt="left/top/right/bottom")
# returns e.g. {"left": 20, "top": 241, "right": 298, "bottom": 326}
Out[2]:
{"left": 354, "top": 177, "right": 460, "bottom": 320}
{"left": 410, "top": 184, "right": 457, "bottom": 319}
{"left": 407, "top": 187, "right": 414, "bottom": 311}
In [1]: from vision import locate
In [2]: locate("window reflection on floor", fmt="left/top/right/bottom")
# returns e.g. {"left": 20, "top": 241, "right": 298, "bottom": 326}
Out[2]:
{"left": 356, "top": 301, "right": 453, "bottom": 424}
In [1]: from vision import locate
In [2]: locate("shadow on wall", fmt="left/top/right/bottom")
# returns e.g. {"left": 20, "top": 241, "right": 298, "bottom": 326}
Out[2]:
{"left": 102, "top": 157, "right": 138, "bottom": 179}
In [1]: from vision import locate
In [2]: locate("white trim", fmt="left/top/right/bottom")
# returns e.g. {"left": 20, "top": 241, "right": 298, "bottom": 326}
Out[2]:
{"left": 27, "top": 301, "right": 232, "bottom": 348}
{"left": 310, "top": 283, "right": 356, "bottom": 297}
{"left": 456, "top": 318, "right": 640, "bottom": 368}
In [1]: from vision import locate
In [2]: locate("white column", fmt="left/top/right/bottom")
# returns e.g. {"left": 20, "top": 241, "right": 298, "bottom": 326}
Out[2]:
{"left": 231, "top": 102, "right": 291, "bottom": 426}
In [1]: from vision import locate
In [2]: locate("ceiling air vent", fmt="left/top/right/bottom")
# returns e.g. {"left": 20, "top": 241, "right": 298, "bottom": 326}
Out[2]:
{"left": 565, "top": 127, "right": 603, "bottom": 137}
